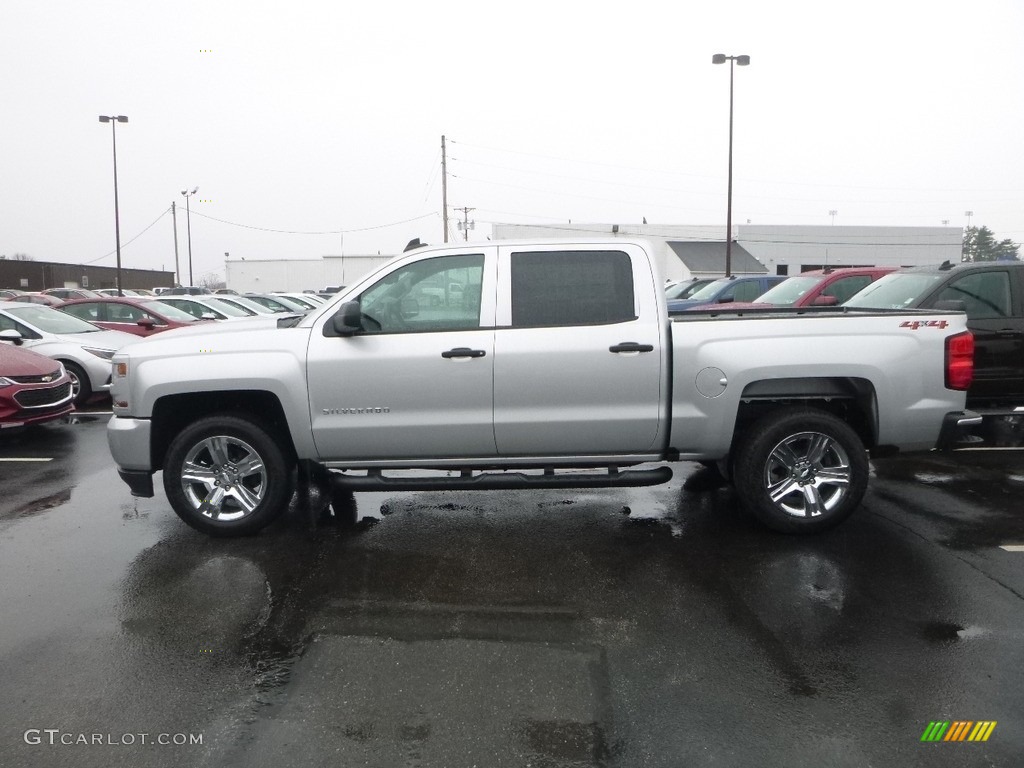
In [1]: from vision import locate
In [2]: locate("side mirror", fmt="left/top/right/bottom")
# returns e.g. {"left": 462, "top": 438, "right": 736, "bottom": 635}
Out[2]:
{"left": 0, "top": 328, "right": 24, "bottom": 346}
{"left": 331, "top": 301, "right": 363, "bottom": 336}
{"left": 137, "top": 318, "right": 157, "bottom": 329}
{"left": 717, "top": 296, "right": 734, "bottom": 304}
{"left": 934, "top": 299, "right": 967, "bottom": 312}
{"left": 201, "top": 312, "right": 219, "bottom": 321}
{"left": 812, "top": 295, "right": 838, "bottom": 306}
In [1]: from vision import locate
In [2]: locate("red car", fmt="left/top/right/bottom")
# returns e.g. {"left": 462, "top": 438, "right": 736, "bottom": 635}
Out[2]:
{"left": 0, "top": 337, "right": 75, "bottom": 429}
{"left": 55, "top": 297, "right": 209, "bottom": 337}
{"left": 725, "top": 267, "right": 898, "bottom": 310}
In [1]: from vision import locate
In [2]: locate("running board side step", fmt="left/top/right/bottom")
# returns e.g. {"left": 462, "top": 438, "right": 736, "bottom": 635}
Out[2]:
{"left": 330, "top": 466, "right": 673, "bottom": 492}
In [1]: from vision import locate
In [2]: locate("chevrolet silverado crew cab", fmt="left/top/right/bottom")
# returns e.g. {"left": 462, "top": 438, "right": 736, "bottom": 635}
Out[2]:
{"left": 107, "top": 239, "right": 977, "bottom": 537}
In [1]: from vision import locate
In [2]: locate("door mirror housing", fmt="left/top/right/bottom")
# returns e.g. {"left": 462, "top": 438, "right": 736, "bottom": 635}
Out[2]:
{"left": 812, "top": 295, "right": 838, "bottom": 306}
{"left": 331, "top": 301, "right": 363, "bottom": 336}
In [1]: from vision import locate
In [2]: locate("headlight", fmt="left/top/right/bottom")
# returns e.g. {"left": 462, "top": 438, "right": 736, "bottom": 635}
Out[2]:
{"left": 84, "top": 347, "right": 116, "bottom": 360}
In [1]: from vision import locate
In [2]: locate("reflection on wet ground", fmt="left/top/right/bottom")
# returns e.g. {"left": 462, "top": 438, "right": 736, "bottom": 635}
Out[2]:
{"left": 871, "top": 450, "right": 1024, "bottom": 549}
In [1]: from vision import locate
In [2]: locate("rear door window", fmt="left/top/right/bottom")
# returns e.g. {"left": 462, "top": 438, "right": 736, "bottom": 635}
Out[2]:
{"left": 510, "top": 251, "right": 635, "bottom": 327}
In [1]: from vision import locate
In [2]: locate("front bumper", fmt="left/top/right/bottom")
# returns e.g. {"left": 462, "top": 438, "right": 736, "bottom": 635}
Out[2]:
{"left": 107, "top": 415, "right": 153, "bottom": 471}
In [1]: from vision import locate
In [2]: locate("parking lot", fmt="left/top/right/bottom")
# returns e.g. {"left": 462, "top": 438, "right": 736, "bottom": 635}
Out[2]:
{"left": 2, "top": 411, "right": 1023, "bottom": 767}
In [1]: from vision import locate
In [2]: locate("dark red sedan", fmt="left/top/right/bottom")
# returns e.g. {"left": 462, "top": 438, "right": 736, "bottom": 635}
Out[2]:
{"left": 0, "top": 338, "right": 75, "bottom": 429}
{"left": 55, "top": 297, "right": 209, "bottom": 337}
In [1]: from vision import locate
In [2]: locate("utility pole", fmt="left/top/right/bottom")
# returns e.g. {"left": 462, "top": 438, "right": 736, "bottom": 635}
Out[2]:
{"left": 441, "top": 135, "right": 449, "bottom": 243}
{"left": 171, "top": 201, "right": 181, "bottom": 286}
{"left": 456, "top": 206, "right": 475, "bottom": 241}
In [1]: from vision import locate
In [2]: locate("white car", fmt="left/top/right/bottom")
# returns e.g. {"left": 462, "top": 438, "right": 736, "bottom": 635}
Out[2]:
{"left": 0, "top": 301, "right": 139, "bottom": 406}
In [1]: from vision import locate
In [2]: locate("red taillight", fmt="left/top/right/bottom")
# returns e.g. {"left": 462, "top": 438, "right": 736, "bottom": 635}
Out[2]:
{"left": 945, "top": 331, "right": 974, "bottom": 391}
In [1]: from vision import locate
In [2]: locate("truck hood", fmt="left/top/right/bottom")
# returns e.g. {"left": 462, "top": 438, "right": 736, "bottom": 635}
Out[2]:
{"left": 117, "top": 315, "right": 309, "bottom": 362}
{"left": 149, "top": 314, "right": 295, "bottom": 340}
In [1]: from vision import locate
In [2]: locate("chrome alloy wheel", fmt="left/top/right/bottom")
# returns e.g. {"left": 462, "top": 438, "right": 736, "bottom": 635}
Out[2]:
{"left": 179, "top": 435, "right": 268, "bottom": 521}
{"left": 763, "top": 431, "right": 852, "bottom": 518}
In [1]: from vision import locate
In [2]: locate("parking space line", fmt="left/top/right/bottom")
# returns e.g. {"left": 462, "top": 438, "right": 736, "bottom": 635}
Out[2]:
{"left": 999, "top": 545, "right": 1024, "bottom": 552}
{"left": 0, "top": 458, "right": 54, "bottom": 462}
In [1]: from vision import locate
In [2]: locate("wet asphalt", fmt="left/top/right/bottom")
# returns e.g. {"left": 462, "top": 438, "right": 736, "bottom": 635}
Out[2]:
{"left": 1, "top": 413, "right": 1023, "bottom": 768}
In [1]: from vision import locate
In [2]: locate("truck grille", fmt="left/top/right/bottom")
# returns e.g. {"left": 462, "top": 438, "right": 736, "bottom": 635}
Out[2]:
{"left": 14, "top": 382, "right": 73, "bottom": 409}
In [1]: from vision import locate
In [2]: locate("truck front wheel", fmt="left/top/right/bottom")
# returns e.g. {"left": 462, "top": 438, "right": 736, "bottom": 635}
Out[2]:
{"left": 734, "top": 408, "right": 868, "bottom": 534}
{"left": 163, "top": 415, "right": 294, "bottom": 536}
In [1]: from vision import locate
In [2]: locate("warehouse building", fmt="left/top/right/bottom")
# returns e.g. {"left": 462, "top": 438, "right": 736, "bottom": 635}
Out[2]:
{"left": 0, "top": 259, "right": 173, "bottom": 293}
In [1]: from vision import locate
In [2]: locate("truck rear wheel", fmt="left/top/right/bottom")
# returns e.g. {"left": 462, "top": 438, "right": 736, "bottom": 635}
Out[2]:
{"left": 734, "top": 408, "right": 868, "bottom": 534}
{"left": 163, "top": 415, "right": 294, "bottom": 536}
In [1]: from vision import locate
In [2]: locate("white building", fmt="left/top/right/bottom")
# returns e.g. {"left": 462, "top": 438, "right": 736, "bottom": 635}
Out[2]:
{"left": 222, "top": 224, "right": 963, "bottom": 290}
{"left": 224, "top": 253, "right": 395, "bottom": 293}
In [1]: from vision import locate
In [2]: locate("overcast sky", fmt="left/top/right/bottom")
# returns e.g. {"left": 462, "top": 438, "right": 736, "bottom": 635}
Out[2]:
{"left": 2, "top": 0, "right": 1022, "bottom": 283}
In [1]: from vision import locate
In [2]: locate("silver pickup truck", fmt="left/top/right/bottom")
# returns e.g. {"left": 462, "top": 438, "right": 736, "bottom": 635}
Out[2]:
{"left": 107, "top": 239, "right": 978, "bottom": 536}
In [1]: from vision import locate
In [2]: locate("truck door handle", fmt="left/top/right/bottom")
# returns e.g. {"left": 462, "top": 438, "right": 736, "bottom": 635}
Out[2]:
{"left": 441, "top": 347, "right": 487, "bottom": 359}
{"left": 609, "top": 342, "right": 654, "bottom": 353}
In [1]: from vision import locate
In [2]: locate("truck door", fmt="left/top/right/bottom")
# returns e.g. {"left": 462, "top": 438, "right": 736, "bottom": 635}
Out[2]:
{"left": 307, "top": 250, "right": 498, "bottom": 460}
{"left": 491, "top": 246, "right": 665, "bottom": 456}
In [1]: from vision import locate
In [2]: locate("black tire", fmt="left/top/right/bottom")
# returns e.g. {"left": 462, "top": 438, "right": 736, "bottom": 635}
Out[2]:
{"left": 63, "top": 361, "right": 91, "bottom": 407}
{"left": 162, "top": 415, "right": 295, "bottom": 536}
{"left": 734, "top": 408, "right": 868, "bottom": 534}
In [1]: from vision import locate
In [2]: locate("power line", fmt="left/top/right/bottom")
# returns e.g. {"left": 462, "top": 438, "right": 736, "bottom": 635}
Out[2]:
{"left": 86, "top": 206, "right": 172, "bottom": 264}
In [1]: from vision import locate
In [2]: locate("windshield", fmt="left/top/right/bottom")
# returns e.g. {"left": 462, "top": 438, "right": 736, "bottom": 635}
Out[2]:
{"left": 141, "top": 299, "right": 203, "bottom": 322}
{"left": 844, "top": 273, "right": 945, "bottom": 309}
{"left": 753, "top": 276, "right": 820, "bottom": 306}
{"left": 218, "top": 296, "right": 275, "bottom": 314}
{"left": 666, "top": 280, "right": 712, "bottom": 300}
{"left": 5, "top": 304, "right": 103, "bottom": 334}
{"left": 277, "top": 294, "right": 318, "bottom": 309}
{"left": 245, "top": 295, "right": 303, "bottom": 312}
{"left": 685, "top": 278, "right": 732, "bottom": 301}
{"left": 202, "top": 297, "right": 252, "bottom": 317}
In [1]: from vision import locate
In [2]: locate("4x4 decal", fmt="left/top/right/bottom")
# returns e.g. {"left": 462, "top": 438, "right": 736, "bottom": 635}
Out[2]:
{"left": 900, "top": 320, "right": 950, "bottom": 330}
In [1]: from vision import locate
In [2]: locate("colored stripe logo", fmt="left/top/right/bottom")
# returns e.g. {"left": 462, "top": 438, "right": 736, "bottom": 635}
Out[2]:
{"left": 921, "top": 721, "right": 997, "bottom": 742}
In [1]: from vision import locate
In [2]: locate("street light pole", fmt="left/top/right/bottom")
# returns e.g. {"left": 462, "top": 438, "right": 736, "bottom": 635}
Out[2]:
{"left": 99, "top": 115, "right": 128, "bottom": 295}
{"left": 712, "top": 54, "right": 750, "bottom": 277}
{"left": 181, "top": 187, "right": 198, "bottom": 285}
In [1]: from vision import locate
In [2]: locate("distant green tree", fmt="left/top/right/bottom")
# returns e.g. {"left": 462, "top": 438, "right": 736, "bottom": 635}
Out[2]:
{"left": 962, "top": 226, "right": 1020, "bottom": 262}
